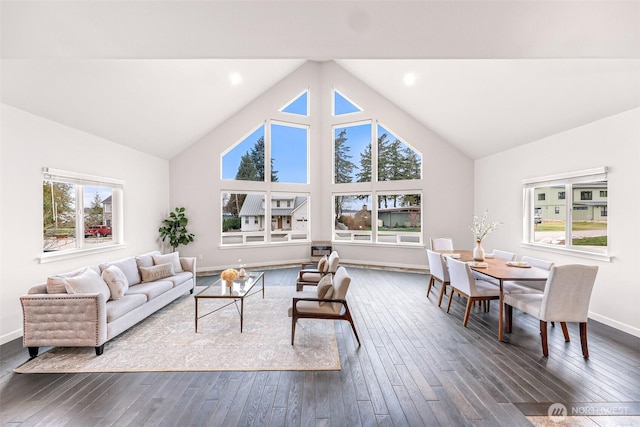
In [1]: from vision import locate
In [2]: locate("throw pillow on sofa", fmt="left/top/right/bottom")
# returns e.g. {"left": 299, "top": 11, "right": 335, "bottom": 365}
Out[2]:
{"left": 139, "top": 262, "right": 175, "bottom": 282}
{"left": 135, "top": 251, "right": 161, "bottom": 269}
{"left": 99, "top": 257, "right": 141, "bottom": 286}
{"left": 46, "top": 266, "right": 101, "bottom": 294}
{"left": 101, "top": 265, "right": 129, "bottom": 300}
{"left": 64, "top": 268, "right": 111, "bottom": 301}
{"left": 152, "top": 252, "right": 183, "bottom": 273}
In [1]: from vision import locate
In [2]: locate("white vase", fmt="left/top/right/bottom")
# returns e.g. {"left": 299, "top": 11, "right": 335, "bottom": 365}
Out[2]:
{"left": 473, "top": 240, "right": 485, "bottom": 261}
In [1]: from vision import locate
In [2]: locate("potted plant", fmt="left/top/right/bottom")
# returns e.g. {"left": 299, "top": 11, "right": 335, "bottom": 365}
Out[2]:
{"left": 158, "top": 207, "right": 195, "bottom": 252}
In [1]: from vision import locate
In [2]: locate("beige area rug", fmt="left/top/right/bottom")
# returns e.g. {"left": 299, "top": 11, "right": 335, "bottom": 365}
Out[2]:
{"left": 15, "top": 286, "right": 340, "bottom": 373}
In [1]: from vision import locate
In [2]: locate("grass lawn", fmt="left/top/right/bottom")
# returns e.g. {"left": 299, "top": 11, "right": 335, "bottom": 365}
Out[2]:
{"left": 536, "top": 221, "right": 607, "bottom": 232}
{"left": 573, "top": 236, "right": 607, "bottom": 246}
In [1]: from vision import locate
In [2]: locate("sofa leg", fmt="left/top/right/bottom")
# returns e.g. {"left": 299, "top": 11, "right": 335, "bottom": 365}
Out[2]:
{"left": 28, "top": 347, "right": 39, "bottom": 359}
{"left": 95, "top": 344, "right": 105, "bottom": 356}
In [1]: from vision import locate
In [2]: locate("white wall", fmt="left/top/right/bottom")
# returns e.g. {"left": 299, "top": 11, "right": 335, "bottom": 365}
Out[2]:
{"left": 475, "top": 108, "right": 640, "bottom": 336}
{"left": 169, "top": 61, "right": 475, "bottom": 272}
{"left": 0, "top": 105, "right": 170, "bottom": 344}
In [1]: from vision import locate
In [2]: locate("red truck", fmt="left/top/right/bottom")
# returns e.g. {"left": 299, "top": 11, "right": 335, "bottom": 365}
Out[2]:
{"left": 84, "top": 225, "right": 112, "bottom": 237}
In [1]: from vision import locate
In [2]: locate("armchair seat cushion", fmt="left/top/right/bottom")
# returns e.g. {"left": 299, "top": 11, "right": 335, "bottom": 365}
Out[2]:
{"left": 299, "top": 271, "right": 323, "bottom": 283}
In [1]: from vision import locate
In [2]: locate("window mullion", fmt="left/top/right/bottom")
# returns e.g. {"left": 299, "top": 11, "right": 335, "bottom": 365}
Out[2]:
{"left": 566, "top": 184, "right": 574, "bottom": 249}
{"left": 76, "top": 185, "right": 84, "bottom": 248}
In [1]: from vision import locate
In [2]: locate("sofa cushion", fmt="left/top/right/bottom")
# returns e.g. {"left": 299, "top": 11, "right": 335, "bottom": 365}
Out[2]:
{"left": 125, "top": 280, "right": 173, "bottom": 301}
{"left": 135, "top": 250, "right": 161, "bottom": 269}
{"left": 139, "top": 263, "right": 175, "bottom": 283}
{"left": 64, "top": 268, "right": 111, "bottom": 301}
{"left": 106, "top": 294, "right": 146, "bottom": 323}
{"left": 100, "top": 257, "right": 141, "bottom": 286}
{"left": 101, "top": 265, "right": 129, "bottom": 300}
{"left": 152, "top": 252, "right": 183, "bottom": 273}
{"left": 163, "top": 271, "right": 194, "bottom": 288}
{"left": 46, "top": 265, "right": 100, "bottom": 294}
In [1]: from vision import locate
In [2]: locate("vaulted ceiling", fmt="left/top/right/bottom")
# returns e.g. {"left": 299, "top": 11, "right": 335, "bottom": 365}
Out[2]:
{"left": 2, "top": 1, "right": 639, "bottom": 160}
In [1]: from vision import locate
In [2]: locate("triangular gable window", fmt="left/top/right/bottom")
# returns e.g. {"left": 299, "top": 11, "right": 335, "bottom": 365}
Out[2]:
{"left": 280, "top": 90, "right": 309, "bottom": 116}
{"left": 333, "top": 89, "right": 362, "bottom": 116}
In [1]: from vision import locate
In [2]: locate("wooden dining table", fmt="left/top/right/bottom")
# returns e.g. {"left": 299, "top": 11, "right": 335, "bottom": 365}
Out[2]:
{"left": 437, "top": 250, "right": 549, "bottom": 341}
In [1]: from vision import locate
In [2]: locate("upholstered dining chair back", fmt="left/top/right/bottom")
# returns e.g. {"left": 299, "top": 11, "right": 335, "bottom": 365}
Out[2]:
{"left": 427, "top": 249, "right": 449, "bottom": 282}
{"left": 492, "top": 249, "right": 517, "bottom": 261}
{"left": 447, "top": 258, "right": 478, "bottom": 295}
{"left": 539, "top": 264, "right": 599, "bottom": 322}
{"left": 521, "top": 256, "right": 554, "bottom": 271}
{"left": 430, "top": 237, "right": 454, "bottom": 251}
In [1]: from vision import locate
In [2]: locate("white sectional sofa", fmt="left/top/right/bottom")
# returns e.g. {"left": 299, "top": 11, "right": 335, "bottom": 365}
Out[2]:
{"left": 20, "top": 250, "right": 196, "bottom": 358}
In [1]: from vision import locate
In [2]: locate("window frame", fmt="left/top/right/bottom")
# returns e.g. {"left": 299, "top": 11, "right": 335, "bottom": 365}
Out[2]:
{"left": 522, "top": 167, "right": 610, "bottom": 261}
{"left": 40, "top": 167, "right": 124, "bottom": 263}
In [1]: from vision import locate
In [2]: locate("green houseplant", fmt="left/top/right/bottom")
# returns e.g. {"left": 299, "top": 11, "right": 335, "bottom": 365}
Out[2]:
{"left": 159, "top": 207, "right": 195, "bottom": 252}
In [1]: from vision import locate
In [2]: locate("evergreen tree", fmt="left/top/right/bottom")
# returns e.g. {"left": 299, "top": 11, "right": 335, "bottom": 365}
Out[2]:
{"left": 86, "top": 193, "right": 104, "bottom": 226}
{"left": 236, "top": 153, "right": 259, "bottom": 181}
{"left": 249, "top": 136, "right": 278, "bottom": 182}
{"left": 356, "top": 143, "right": 371, "bottom": 182}
{"left": 334, "top": 129, "right": 356, "bottom": 183}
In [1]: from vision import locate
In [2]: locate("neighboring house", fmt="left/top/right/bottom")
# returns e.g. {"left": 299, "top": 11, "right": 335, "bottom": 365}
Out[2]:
{"left": 102, "top": 196, "right": 112, "bottom": 226}
{"left": 534, "top": 183, "right": 608, "bottom": 222}
{"left": 377, "top": 206, "right": 421, "bottom": 229}
{"left": 238, "top": 194, "right": 308, "bottom": 232}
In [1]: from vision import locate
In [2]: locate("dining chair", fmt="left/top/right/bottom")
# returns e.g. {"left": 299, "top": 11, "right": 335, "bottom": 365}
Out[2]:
{"left": 492, "top": 249, "right": 517, "bottom": 261}
{"left": 445, "top": 257, "right": 501, "bottom": 327}
{"left": 506, "top": 256, "right": 554, "bottom": 292}
{"left": 290, "top": 266, "right": 360, "bottom": 346}
{"left": 477, "top": 249, "right": 535, "bottom": 298}
{"left": 504, "top": 264, "right": 599, "bottom": 358}
{"left": 426, "top": 249, "right": 450, "bottom": 307}
{"left": 430, "top": 237, "right": 454, "bottom": 251}
{"left": 296, "top": 250, "right": 340, "bottom": 291}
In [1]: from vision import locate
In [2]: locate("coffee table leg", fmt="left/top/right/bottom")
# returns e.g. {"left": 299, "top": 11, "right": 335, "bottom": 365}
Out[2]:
{"left": 240, "top": 298, "right": 244, "bottom": 332}
{"left": 195, "top": 297, "right": 198, "bottom": 333}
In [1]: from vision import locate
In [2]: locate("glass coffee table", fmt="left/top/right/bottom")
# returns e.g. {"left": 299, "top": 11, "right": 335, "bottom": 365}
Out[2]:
{"left": 194, "top": 271, "right": 264, "bottom": 333}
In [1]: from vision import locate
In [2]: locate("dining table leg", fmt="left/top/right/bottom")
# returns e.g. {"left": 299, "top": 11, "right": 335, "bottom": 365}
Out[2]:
{"left": 498, "top": 280, "right": 504, "bottom": 341}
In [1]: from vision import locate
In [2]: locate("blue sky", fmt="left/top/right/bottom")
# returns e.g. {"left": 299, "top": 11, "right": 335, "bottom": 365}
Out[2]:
{"left": 222, "top": 124, "right": 308, "bottom": 183}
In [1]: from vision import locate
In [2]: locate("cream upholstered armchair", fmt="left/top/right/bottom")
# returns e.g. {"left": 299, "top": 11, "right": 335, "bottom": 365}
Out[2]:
{"left": 296, "top": 250, "right": 340, "bottom": 291}
{"left": 504, "top": 264, "right": 598, "bottom": 358}
{"left": 290, "top": 266, "right": 360, "bottom": 346}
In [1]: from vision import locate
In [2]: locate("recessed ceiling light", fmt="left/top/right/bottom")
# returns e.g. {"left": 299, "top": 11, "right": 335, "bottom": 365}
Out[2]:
{"left": 229, "top": 72, "right": 242, "bottom": 85}
{"left": 404, "top": 73, "right": 416, "bottom": 86}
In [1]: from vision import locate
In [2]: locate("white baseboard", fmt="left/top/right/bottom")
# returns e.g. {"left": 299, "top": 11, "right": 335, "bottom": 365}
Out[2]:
{"left": 1, "top": 329, "right": 23, "bottom": 346}
{"left": 589, "top": 311, "right": 640, "bottom": 338}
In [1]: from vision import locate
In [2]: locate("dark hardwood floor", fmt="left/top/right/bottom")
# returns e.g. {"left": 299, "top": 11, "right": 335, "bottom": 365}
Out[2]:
{"left": 1, "top": 266, "right": 639, "bottom": 426}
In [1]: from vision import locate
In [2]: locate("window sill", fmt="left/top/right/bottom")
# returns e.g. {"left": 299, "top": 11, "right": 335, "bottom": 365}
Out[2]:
{"left": 519, "top": 242, "right": 611, "bottom": 263}
{"left": 39, "top": 243, "right": 127, "bottom": 264}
